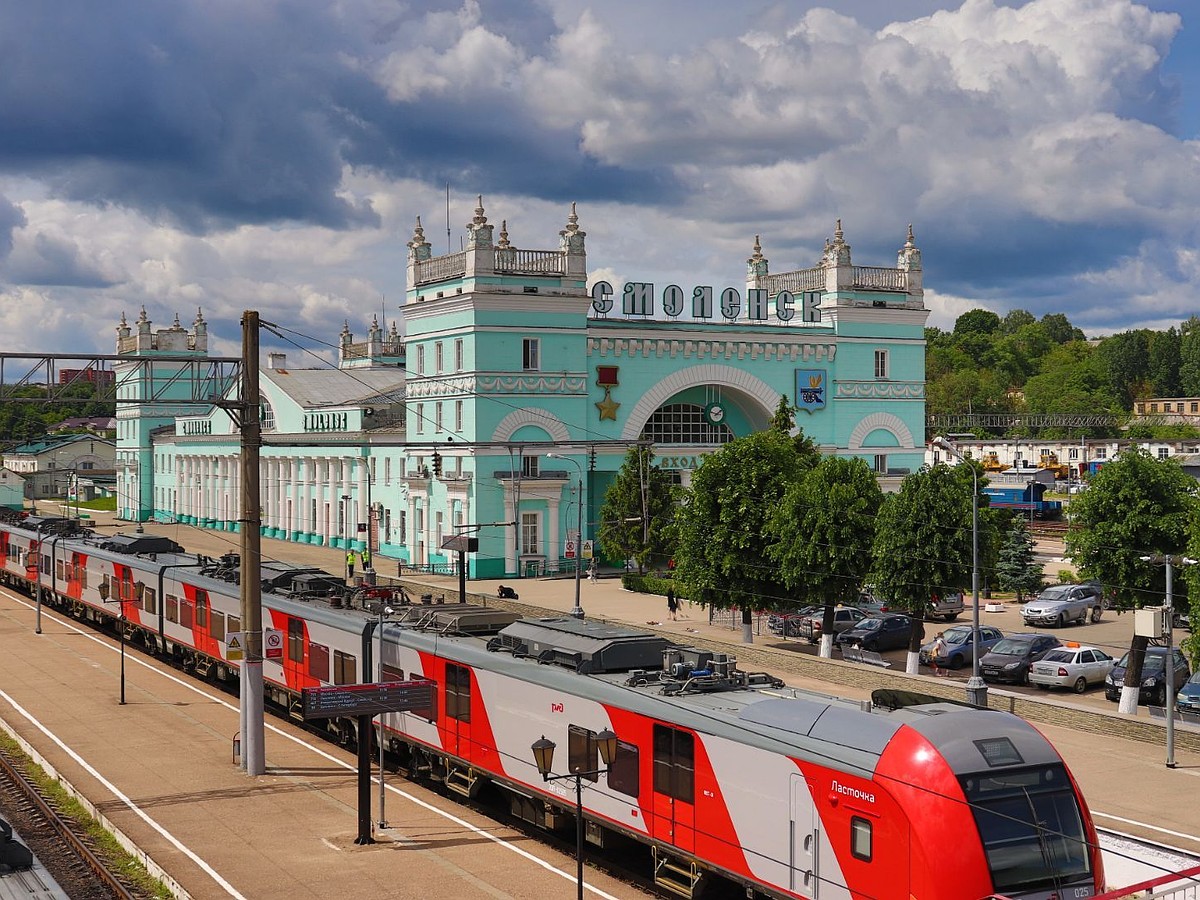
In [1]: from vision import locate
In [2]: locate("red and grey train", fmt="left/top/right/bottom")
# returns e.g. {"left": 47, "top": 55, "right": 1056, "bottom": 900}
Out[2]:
{"left": 2, "top": 514, "right": 1105, "bottom": 900}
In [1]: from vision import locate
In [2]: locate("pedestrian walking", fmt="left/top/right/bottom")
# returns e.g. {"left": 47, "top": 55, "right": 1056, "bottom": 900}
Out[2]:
{"left": 930, "top": 631, "right": 946, "bottom": 677}
{"left": 360, "top": 547, "right": 372, "bottom": 571}
{"left": 587, "top": 559, "right": 597, "bottom": 583}
{"left": 345, "top": 549, "right": 356, "bottom": 581}
{"left": 667, "top": 589, "right": 679, "bottom": 621}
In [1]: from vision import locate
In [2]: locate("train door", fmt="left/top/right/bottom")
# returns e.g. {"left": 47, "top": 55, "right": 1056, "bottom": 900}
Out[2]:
{"left": 651, "top": 724, "right": 696, "bottom": 853}
{"left": 443, "top": 662, "right": 471, "bottom": 758}
{"left": 790, "top": 773, "right": 820, "bottom": 897}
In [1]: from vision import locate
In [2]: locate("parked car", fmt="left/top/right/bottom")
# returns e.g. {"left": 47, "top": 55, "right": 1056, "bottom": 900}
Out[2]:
{"left": 1019, "top": 583, "right": 1104, "bottom": 627}
{"left": 796, "top": 606, "right": 866, "bottom": 644}
{"left": 1030, "top": 644, "right": 1114, "bottom": 693}
{"left": 849, "top": 592, "right": 891, "bottom": 616}
{"left": 836, "top": 614, "right": 914, "bottom": 652}
{"left": 918, "top": 624, "right": 1004, "bottom": 670}
{"left": 1104, "top": 647, "right": 1192, "bottom": 707}
{"left": 767, "top": 608, "right": 818, "bottom": 637}
{"left": 1176, "top": 671, "right": 1200, "bottom": 714}
{"left": 979, "top": 634, "right": 1063, "bottom": 684}
{"left": 928, "top": 589, "right": 965, "bottom": 621}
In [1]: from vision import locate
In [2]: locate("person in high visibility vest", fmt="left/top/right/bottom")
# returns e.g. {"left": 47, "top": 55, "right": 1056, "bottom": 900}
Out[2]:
{"left": 360, "top": 547, "right": 372, "bottom": 571}
{"left": 346, "top": 550, "right": 356, "bottom": 580}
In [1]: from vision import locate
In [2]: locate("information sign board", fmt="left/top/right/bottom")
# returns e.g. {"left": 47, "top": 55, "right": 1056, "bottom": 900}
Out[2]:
{"left": 582, "top": 539, "right": 593, "bottom": 560}
{"left": 226, "top": 632, "right": 244, "bottom": 661}
{"left": 301, "top": 681, "right": 436, "bottom": 720}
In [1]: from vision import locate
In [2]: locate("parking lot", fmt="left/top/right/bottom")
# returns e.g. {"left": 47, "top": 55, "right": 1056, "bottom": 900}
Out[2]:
{"left": 758, "top": 594, "right": 1171, "bottom": 712}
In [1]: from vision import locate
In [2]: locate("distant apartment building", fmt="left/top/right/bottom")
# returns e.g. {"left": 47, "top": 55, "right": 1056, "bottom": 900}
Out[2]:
{"left": 2, "top": 434, "right": 116, "bottom": 499}
{"left": 58, "top": 366, "right": 116, "bottom": 388}
{"left": 1132, "top": 397, "right": 1200, "bottom": 424}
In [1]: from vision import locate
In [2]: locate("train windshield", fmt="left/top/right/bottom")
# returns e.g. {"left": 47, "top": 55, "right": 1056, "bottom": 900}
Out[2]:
{"left": 961, "top": 764, "right": 1091, "bottom": 895}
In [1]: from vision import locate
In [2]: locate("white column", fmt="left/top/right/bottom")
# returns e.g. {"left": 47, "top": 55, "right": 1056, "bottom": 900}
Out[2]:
{"left": 548, "top": 497, "right": 561, "bottom": 561}
{"left": 503, "top": 490, "right": 516, "bottom": 574}
{"left": 357, "top": 458, "right": 369, "bottom": 548}
{"left": 302, "top": 457, "right": 315, "bottom": 538}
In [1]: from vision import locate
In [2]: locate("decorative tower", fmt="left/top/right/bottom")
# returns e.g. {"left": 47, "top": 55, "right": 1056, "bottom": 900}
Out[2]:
{"left": 823, "top": 219, "right": 854, "bottom": 291}
{"left": 114, "top": 308, "right": 210, "bottom": 522}
{"left": 559, "top": 202, "right": 587, "bottom": 279}
{"left": 897, "top": 224, "right": 923, "bottom": 297}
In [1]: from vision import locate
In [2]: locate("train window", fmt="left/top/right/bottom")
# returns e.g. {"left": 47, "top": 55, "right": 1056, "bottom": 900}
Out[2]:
{"left": 287, "top": 620, "right": 304, "bottom": 663}
{"left": 381, "top": 664, "right": 405, "bottom": 682}
{"left": 333, "top": 650, "right": 356, "bottom": 685}
{"left": 568, "top": 725, "right": 599, "bottom": 782}
{"left": 850, "top": 817, "right": 872, "bottom": 862}
{"left": 408, "top": 681, "right": 437, "bottom": 722}
{"left": 652, "top": 725, "right": 695, "bottom": 804}
{"left": 180, "top": 600, "right": 194, "bottom": 629}
{"left": 195, "top": 593, "right": 209, "bottom": 628}
{"left": 445, "top": 663, "right": 471, "bottom": 722}
{"left": 166, "top": 594, "right": 179, "bottom": 624}
{"left": 56, "top": 560, "right": 65, "bottom": 581}
{"left": 308, "top": 643, "right": 330, "bottom": 681}
{"left": 210, "top": 610, "right": 224, "bottom": 641}
{"left": 607, "top": 740, "right": 640, "bottom": 798}
{"left": 80, "top": 564, "right": 87, "bottom": 589}
{"left": 142, "top": 587, "right": 157, "bottom": 615}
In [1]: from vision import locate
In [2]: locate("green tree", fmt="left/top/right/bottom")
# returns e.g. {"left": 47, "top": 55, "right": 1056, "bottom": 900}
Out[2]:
{"left": 768, "top": 456, "right": 883, "bottom": 657}
{"left": 1148, "top": 327, "right": 1181, "bottom": 398}
{"left": 1178, "top": 317, "right": 1200, "bottom": 396}
{"left": 672, "top": 430, "right": 810, "bottom": 641}
{"left": 1039, "top": 312, "right": 1085, "bottom": 344}
{"left": 1065, "top": 450, "right": 1199, "bottom": 712}
{"left": 1095, "top": 330, "right": 1151, "bottom": 410}
{"left": 596, "top": 446, "right": 679, "bottom": 573}
{"left": 994, "top": 521, "right": 1044, "bottom": 601}
{"left": 999, "top": 309, "right": 1036, "bottom": 334}
{"left": 870, "top": 464, "right": 973, "bottom": 666}
{"left": 953, "top": 309, "right": 1001, "bottom": 337}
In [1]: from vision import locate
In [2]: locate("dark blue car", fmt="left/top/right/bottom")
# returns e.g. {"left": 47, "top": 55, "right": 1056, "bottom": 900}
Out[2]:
{"left": 836, "top": 614, "right": 913, "bottom": 652}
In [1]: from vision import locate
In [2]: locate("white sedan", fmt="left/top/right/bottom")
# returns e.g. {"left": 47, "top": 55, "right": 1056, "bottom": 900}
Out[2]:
{"left": 1030, "top": 645, "right": 1115, "bottom": 693}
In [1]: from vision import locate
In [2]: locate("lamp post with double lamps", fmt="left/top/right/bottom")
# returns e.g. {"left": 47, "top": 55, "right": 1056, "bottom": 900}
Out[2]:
{"left": 546, "top": 453, "right": 585, "bottom": 619}
{"left": 531, "top": 729, "right": 619, "bottom": 900}
{"left": 931, "top": 436, "right": 987, "bottom": 707}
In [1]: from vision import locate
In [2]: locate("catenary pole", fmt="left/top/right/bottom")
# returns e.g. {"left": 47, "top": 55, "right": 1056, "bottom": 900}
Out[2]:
{"left": 239, "top": 311, "right": 266, "bottom": 775}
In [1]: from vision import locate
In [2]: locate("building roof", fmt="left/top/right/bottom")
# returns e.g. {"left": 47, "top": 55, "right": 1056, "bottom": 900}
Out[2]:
{"left": 266, "top": 367, "right": 405, "bottom": 409}
{"left": 50, "top": 416, "right": 116, "bottom": 431}
{"left": 4, "top": 434, "right": 115, "bottom": 455}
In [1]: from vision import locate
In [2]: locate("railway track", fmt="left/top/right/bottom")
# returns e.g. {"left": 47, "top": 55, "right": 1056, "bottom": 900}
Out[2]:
{"left": 0, "top": 739, "right": 144, "bottom": 900}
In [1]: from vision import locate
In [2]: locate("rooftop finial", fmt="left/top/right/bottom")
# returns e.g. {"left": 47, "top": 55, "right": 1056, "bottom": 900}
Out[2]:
{"left": 906, "top": 223, "right": 915, "bottom": 247}
{"left": 137, "top": 305, "right": 148, "bottom": 323}
{"left": 472, "top": 195, "right": 487, "bottom": 226}
{"left": 751, "top": 234, "right": 763, "bottom": 262}
{"left": 173, "top": 312, "right": 181, "bottom": 327}
{"left": 834, "top": 219, "right": 844, "bottom": 242}
{"left": 194, "top": 307, "right": 205, "bottom": 325}
{"left": 119, "top": 311, "right": 128, "bottom": 326}
{"left": 498, "top": 219, "right": 510, "bottom": 248}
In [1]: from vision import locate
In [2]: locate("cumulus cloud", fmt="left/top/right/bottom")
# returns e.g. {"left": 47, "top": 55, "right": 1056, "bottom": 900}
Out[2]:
{"left": 0, "top": 0, "right": 1197, "bottom": 352}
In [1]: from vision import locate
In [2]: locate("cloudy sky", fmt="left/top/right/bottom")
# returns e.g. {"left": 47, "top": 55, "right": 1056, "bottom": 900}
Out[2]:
{"left": 1, "top": 0, "right": 1198, "bottom": 361}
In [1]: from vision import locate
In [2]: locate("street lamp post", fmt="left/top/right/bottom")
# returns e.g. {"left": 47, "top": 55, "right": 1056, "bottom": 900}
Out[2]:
{"left": 1140, "top": 554, "right": 1196, "bottom": 768}
{"left": 531, "top": 729, "right": 619, "bottom": 900}
{"left": 341, "top": 493, "right": 352, "bottom": 578}
{"left": 377, "top": 602, "right": 395, "bottom": 828}
{"left": 547, "top": 453, "right": 585, "bottom": 619}
{"left": 932, "top": 436, "right": 988, "bottom": 707}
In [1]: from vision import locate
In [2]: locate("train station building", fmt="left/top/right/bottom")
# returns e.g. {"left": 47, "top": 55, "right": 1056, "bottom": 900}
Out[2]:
{"left": 115, "top": 201, "right": 929, "bottom": 578}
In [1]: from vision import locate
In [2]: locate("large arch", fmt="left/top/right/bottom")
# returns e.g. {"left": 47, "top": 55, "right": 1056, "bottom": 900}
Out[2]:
{"left": 847, "top": 412, "right": 916, "bottom": 449}
{"left": 491, "top": 407, "right": 572, "bottom": 443}
{"left": 620, "top": 364, "right": 780, "bottom": 440}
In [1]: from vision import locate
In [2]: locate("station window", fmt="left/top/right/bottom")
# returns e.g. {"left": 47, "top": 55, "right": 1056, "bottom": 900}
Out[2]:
{"left": 639, "top": 403, "right": 734, "bottom": 446}
{"left": 874, "top": 454, "right": 887, "bottom": 474}
{"left": 288, "top": 619, "right": 305, "bottom": 663}
{"left": 436, "top": 341, "right": 444, "bottom": 374}
{"left": 446, "top": 663, "right": 471, "bottom": 722}
{"left": 522, "top": 338, "right": 540, "bottom": 371}
{"left": 874, "top": 349, "right": 889, "bottom": 379}
{"left": 520, "top": 512, "right": 540, "bottom": 557}
{"left": 435, "top": 402, "right": 443, "bottom": 433}
{"left": 568, "top": 725, "right": 600, "bottom": 782}
{"left": 522, "top": 455, "right": 540, "bottom": 478}
{"left": 1158, "top": 447, "right": 1169, "bottom": 459}
{"left": 455, "top": 400, "right": 463, "bottom": 432}
{"left": 652, "top": 725, "right": 695, "bottom": 803}
{"left": 333, "top": 650, "right": 356, "bottom": 685}
{"left": 850, "top": 817, "right": 873, "bottom": 861}
{"left": 455, "top": 338, "right": 464, "bottom": 372}
{"left": 607, "top": 740, "right": 640, "bottom": 798}
{"left": 308, "top": 642, "right": 330, "bottom": 681}
{"left": 416, "top": 403, "right": 425, "bottom": 434}
{"left": 416, "top": 345, "right": 425, "bottom": 375}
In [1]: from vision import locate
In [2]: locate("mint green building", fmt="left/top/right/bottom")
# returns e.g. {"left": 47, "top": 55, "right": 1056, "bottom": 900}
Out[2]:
{"left": 118, "top": 200, "right": 928, "bottom": 579}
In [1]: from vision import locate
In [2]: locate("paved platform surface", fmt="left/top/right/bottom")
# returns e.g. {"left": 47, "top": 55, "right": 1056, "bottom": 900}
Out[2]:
{"left": 1, "top": 512, "right": 1197, "bottom": 900}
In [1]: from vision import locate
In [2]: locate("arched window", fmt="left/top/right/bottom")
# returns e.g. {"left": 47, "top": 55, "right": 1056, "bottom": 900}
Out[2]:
{"left": 259, "top": 399, "right": 276, "bottom": 433}
{"left": 639, "top": 403, "right": 733, "bottom": 445}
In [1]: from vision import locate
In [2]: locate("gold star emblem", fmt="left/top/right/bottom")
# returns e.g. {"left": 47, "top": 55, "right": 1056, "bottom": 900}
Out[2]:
{"left": 596, "top": 390, "right": 620, "bottom": 421}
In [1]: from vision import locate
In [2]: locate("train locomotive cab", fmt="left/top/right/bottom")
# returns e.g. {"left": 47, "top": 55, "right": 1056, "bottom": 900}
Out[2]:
{"left": 873, "top": 697, "right": 1102, "bottom": 900}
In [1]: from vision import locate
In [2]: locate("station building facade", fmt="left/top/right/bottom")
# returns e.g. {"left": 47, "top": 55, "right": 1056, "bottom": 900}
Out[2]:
{"left": 116, "top": 201, "right": 930, "bottom": 578}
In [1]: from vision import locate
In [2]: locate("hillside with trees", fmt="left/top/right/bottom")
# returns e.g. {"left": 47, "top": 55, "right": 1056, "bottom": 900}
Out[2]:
{"left": 926, "top": 312, "right": 1200, "bottom": 439}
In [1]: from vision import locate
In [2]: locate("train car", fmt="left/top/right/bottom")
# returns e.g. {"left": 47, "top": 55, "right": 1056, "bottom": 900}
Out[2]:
{"left": 0, "top": 515, "right": 1106, "bottom": 900}
{"left": 981, "top": 483, "right": 1064, "bottom": 519}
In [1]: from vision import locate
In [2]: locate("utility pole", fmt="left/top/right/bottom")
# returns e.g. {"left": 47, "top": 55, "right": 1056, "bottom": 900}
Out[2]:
{"left": 239, "top": 311, "right": 266, "bottom": 776}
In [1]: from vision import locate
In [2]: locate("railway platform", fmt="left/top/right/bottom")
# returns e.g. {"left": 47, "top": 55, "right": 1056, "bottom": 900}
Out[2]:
{"left": 0, "top": 512, "right": 1197, "bottom": 899}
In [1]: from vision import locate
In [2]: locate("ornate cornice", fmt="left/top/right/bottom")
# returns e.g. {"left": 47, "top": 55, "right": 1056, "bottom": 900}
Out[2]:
{"left": 835, "top": 380, "right": 925, "bottom": 400}
{"left": 588, "top": 337, "right": 836, "bottom": 362}
{"left": 404, "top": 373, "right": 586, "bottom": 399}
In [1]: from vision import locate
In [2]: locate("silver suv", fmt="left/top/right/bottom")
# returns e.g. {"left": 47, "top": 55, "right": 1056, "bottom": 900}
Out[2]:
{"left": 1020, "top": 583, "right": 1103, "bottom": 627}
